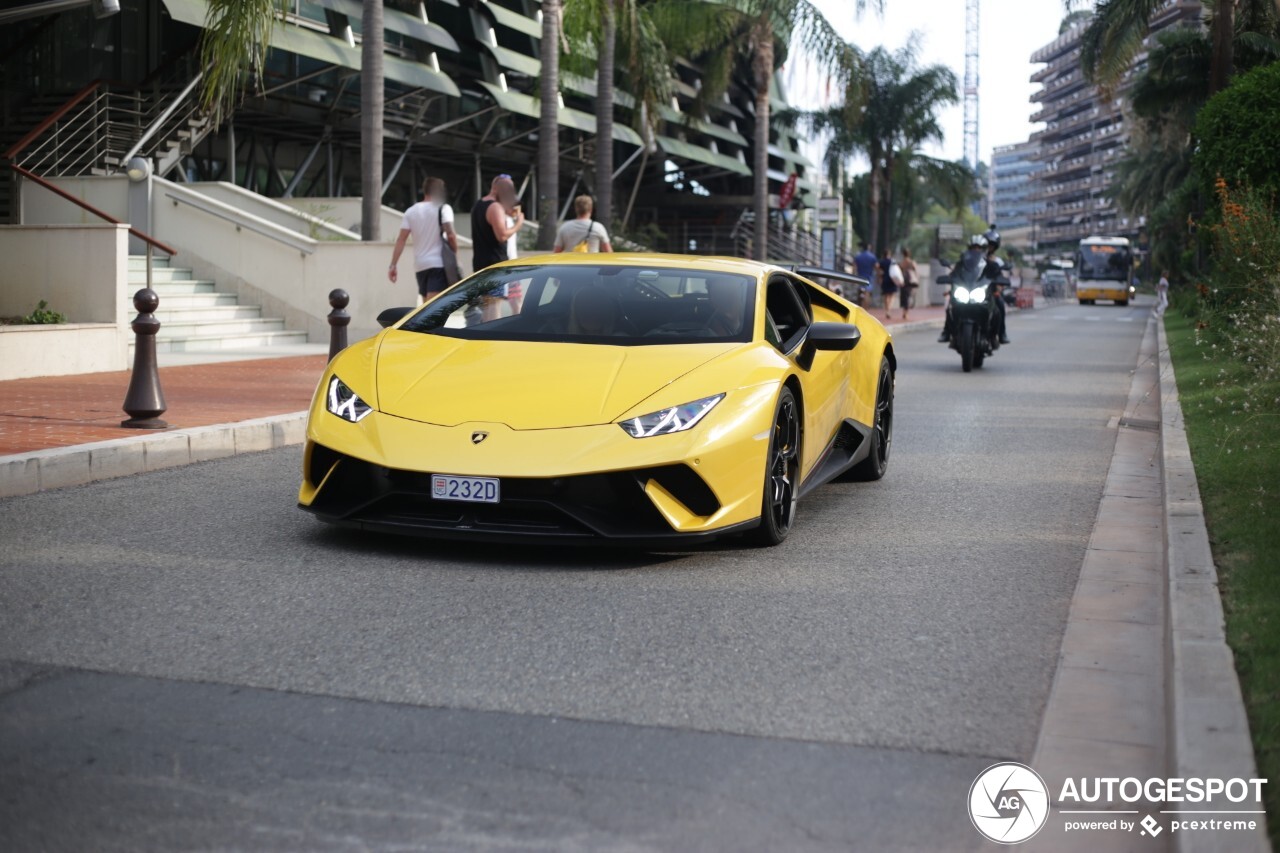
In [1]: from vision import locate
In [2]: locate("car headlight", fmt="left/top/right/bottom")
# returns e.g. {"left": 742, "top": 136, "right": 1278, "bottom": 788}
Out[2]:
{"left": 326, "top": 376, "right": 373, "bottom": 423}
{"left": 953, "top": 286, "right": 970, "bottom": 303}
{"left": 620, "top": 394, "right": 723, "bottom": 438}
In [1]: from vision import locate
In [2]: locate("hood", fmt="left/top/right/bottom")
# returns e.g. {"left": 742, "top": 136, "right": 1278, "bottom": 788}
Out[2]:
{"left": 375, "top": 331, "right": 738, "bottom": 429}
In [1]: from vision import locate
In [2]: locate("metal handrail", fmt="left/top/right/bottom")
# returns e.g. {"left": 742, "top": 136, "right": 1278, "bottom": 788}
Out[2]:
{"left": 11, "top": 164, "right": 178, "bottom": 256}
{"left": 119, "top": 71, "right": 204, "bottom": 168}
{"left": 3, "top": 79, "right": 105, "bottom": 160}
{"left": 162, "top": 185, "right": 316, "bottom": 255}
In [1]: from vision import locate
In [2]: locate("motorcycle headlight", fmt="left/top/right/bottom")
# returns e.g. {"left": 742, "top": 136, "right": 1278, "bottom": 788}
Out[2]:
{"left": 326, "top": 376, "right": 373, "bottom": 423}
{"left": 953, "top": 286, "right": 970, "bottom": 304}
{"left": 620, "top": 394, "right": 723, "bottom": 438}
{"left": 970, "top": 285, "right": 988, "bottom": 303}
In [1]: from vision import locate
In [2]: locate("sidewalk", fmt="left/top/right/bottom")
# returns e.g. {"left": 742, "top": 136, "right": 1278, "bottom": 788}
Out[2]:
{"left": 0, "top": 305, "right": 949, "bottom": 459}
{"left": 0, "top": 354, "right": 327, "bottom": 457}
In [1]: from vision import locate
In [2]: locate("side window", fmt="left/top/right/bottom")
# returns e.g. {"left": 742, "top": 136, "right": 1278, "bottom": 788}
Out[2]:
{"left": 765, "top": 276, "right": 810, "bottom": 354}
{"left": 537, "top": 277, "right": 561, "bottom": 307}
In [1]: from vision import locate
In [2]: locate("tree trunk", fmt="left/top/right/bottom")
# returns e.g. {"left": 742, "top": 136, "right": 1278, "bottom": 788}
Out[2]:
{"left": 881, "top": 152, "right": 895, "bottom": 252}
{"left": 594, "top": 0, "right": 616, "bottom": 231}
{"left": 1208, "top": 0, "right": 1234, "bottom": 94}
{"left": 360, "top": 0, "right": 384, "bottom": 241}
{"left": 751, "top": 18, "right": 774, "bottom": 261}
{"left": 867, "top": 152, "right": 882, "bottom": 254}
{"left": 537, "top": 0, "right": 562, "bottom": 251}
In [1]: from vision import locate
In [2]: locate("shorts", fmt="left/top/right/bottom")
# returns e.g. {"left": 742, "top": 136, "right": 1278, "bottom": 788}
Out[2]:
{"left": 415, "top": 267, "right": 448, "bottom": 297}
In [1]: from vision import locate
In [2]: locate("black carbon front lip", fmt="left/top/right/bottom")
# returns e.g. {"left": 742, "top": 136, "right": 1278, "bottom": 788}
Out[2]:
{"left": 301, "top": 450, "right": 750, "bottom": 545}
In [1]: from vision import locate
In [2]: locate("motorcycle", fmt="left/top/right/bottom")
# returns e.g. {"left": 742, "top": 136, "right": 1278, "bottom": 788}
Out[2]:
{"left": 937, "top": 263, "right": 1010, "bottom": 372}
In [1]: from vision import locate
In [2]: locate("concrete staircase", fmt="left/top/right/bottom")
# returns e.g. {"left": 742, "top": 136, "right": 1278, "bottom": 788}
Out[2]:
{"left": 128, "top": 256, "right": 308, "bottom": 353}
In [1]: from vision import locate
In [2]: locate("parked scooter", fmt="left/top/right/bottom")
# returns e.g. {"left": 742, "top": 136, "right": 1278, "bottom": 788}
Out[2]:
{"left": 937, "top": 237, "right": 1011, "bottom": 372}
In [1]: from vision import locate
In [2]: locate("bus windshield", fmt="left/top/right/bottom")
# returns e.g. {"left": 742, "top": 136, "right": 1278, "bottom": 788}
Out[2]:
{"left": 1077, "top": 244, "right": 1132, "bottom": 281}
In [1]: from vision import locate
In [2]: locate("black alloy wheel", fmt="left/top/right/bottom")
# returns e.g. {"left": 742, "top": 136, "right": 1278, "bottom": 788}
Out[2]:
{"left": 749, "top": 387, "right": 800, "bottom": 546}
{"left": 850, "top": 356, "right": 894, "bottom": 481}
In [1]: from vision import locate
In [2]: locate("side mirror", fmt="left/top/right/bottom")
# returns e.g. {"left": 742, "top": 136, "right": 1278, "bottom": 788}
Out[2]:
{"left": 995, "top": 277, "right": 1011, "bottom": 288}
{"left": 798, "top": 322, "right": 860, "bottom": 370}
{"left": 377, "top": 306, "right": 415, "bottom": 328}
{"left": 937, "top": 274, "right": 953, "bottom": 285}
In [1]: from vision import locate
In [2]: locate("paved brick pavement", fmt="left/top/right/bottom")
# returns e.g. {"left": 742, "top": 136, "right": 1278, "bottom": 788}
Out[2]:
{"left": 0, "top": 355, "right": 326, "bottom": 456}
{"left": 0, "top": 304, "right": 951, "bottom": 458}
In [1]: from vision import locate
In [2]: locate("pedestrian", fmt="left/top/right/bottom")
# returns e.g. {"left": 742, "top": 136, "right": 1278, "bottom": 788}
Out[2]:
{"left": 898, "top": 247, "right": 918, "bottom": 320}
{"left": 471, "top": 174, "right": 525, "bottom": 272}
{"left": 853, "top": 242, "right": 877, "bottom": 307}
{"left": 503, "top": 194, "right": 524, "bottom": 315}
{"left": 879, "top": 247, "right": 899, "bottom": 319}
{"left": 553, "top": 195, "right": 613, "bottom": 253}
{"left": 388, "top": 176, "right": 458, "bottom": 305}
{"left": 1156, "top": 270, "right": 1170, "bottom": 316}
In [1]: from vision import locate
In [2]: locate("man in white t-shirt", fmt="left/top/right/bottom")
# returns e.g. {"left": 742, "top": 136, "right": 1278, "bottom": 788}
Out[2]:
{"left": 553, "top": 195, "right": 613, "bottom": 253}
{"left": 389, "top": 176, "right": 458, "bottom": 303}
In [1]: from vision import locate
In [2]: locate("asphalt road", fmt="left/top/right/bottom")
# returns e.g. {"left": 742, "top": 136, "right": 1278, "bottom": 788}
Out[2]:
{"left": 0, "top": 297, "right": 1152, "bottom": 851}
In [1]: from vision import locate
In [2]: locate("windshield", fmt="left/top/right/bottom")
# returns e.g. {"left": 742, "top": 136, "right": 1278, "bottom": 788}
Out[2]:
{"left": 1077, "top": 244, "right": 1132, "bottom": 281}
{"left": 952, "top": 250, "right": 997, "bottom": 286}
{"left": 400, "top": 264, "right": 757, "bottom": 346}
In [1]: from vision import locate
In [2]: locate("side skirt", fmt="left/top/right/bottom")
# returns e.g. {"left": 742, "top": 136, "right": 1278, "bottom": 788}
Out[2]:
{"left": 797, "top": 418, "right": 871, "bottom": 498}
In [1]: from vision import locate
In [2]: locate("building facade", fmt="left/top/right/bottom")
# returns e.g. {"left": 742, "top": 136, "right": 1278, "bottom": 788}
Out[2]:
{"left": 1027, "top": 1, "right": 1202, "bottom": 253}
{"left": 1, "top": 0, "right": 818, "bottom": 257}
{"left": 989, "top": 140, "right": 1039, "bottom": 250}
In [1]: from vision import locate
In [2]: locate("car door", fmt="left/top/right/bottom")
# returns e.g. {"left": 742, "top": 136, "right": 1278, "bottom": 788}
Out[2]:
{"left": 764, "top": 274, "right": 851, "bottom": 479}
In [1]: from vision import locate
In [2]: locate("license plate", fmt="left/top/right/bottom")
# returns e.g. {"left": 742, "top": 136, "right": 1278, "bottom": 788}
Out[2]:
{"left": 431, "top": 475, "right": 500, "bottom": 504}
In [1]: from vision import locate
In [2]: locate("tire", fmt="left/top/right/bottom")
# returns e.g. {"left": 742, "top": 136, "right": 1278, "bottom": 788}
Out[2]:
{"left": 959, "top": 322, "right": 975, "bottom": 372}
{"left": 748, "top": 387, "right": 801, "bottom": 546}
{"left": 850, "top": 356, "right": 894, "bottom": 481}
{"left": 1117, "top": 299, "right": 1129, "bottom": 306}
{"left": 974, "top": 349, "right": 986, "bottom": 368}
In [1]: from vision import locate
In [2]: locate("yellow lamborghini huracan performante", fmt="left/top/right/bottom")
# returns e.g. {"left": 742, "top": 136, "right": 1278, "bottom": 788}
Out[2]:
{"left": 299, "top": 254, "right": 895, "bottom": 546}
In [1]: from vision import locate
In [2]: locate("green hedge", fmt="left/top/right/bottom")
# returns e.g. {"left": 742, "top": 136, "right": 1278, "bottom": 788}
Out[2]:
{"left": 1194, "top": 62, "right": 1280, "bottom": 197}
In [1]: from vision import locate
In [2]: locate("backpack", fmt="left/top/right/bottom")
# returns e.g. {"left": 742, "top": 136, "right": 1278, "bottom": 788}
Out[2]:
{"left": 571, "top": 220, "right": 597, "bottom": 253}
{"left": 438, "top": 204, "right": 462, "bottom": 284}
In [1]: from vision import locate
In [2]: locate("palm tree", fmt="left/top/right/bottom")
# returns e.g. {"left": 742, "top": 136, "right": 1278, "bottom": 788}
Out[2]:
{"left": 199, "top": 0, "right": 386, "bottom": 241}
{"left": 1079, "top": 0, "right": 1236, "bottom": 94}
{"left": 361, "top": 1, "right": 384, "bottom": 241}
{"left": 198, "top": 0, "right": 277, "bottom": 124}
{"left": 537, "top": 0, "right": 563, "bottom": 251}
{"left": 794, "top": 45, "right": 957, "bottom": 253}
{"left": 563, "top": 0, "right": 716, "bottom": 230}
{"left": 649, "top": 0, "right": 872, "bottom": 261}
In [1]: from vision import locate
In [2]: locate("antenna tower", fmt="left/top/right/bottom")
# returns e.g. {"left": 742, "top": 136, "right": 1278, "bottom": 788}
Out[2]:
{"left": 963, "top": 0, "right": 979, "bottom": 169}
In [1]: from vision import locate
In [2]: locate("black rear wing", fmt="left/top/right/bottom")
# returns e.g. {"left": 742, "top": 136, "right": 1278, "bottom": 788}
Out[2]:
{"left": 787, "top": 266, "right": 870, "bottom": 291}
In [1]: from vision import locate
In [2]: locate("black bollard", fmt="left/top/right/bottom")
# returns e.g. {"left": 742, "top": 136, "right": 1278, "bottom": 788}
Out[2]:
{"left": 121, "top": 287, "right": 168, "bottom": 429}
{"left": 328, "top": 288, "right": 350, "bottom": 361}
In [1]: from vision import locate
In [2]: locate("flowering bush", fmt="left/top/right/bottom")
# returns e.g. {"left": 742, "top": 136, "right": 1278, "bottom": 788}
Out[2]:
{"left": 1183, "top": 180, "right": 1280, "bottom": 472}
{"left": 1191, "top": 180, "right": 1280, "bottom": 377}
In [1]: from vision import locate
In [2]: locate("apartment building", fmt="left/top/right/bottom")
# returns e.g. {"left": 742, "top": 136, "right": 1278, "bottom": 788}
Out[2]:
{"left": 1027, "top": 1, "right": 1202, "bottom": 252}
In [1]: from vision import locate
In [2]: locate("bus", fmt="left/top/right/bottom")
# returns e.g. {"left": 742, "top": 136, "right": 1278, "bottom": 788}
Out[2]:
{"left": 1075, "top": 236, "right": 1135, "bottom": 305}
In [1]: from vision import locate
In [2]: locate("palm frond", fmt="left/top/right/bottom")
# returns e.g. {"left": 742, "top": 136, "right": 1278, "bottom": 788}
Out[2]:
{"left": 199, "top": 0, "right": 279, "bottom": 124}
{"left": 1079, "top": 0, "right": 1160, "bottom": 89}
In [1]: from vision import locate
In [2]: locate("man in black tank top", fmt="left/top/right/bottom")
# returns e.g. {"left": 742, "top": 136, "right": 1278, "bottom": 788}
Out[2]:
{"left": 471, "top": 174, "right": 526, "bottom": 271}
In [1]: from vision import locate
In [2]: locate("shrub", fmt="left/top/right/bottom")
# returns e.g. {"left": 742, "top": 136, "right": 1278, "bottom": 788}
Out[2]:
{"left": 20, "top": 300, "right": 68, "bottom": 325}
{"left": 1194, "top": 62, "right": 1280, "bottom": 199}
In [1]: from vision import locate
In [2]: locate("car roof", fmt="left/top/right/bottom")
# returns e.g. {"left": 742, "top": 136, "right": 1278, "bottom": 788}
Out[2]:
{"left": 483, "top": 252, "right": 775, "bottom": 278}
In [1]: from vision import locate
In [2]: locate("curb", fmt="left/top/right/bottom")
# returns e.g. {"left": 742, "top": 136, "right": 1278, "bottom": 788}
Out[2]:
{"left": 1156, "top": 318, "right": 1269, "bottom": 852}
{"left": 0, "top": 412, "right": 308, "bottom": 499}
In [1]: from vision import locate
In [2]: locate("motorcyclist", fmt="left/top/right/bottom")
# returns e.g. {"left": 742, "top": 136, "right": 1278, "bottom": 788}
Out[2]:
{"left": 937, "top": 235, "right": 1009, "bottom": 344}
{"left": 983, "top": 222, "right": 1001, "bottom": 253}
{"left": 986, "top": 246, "right": 1011, "bottom": 345}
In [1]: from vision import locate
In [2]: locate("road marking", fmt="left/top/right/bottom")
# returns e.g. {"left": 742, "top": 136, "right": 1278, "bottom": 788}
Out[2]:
{"left": 1116, "top": 317, "right": 1135, "bottom": 322}
{"left": 1085, "top": 316, "right": 1102, "bottom": 321}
